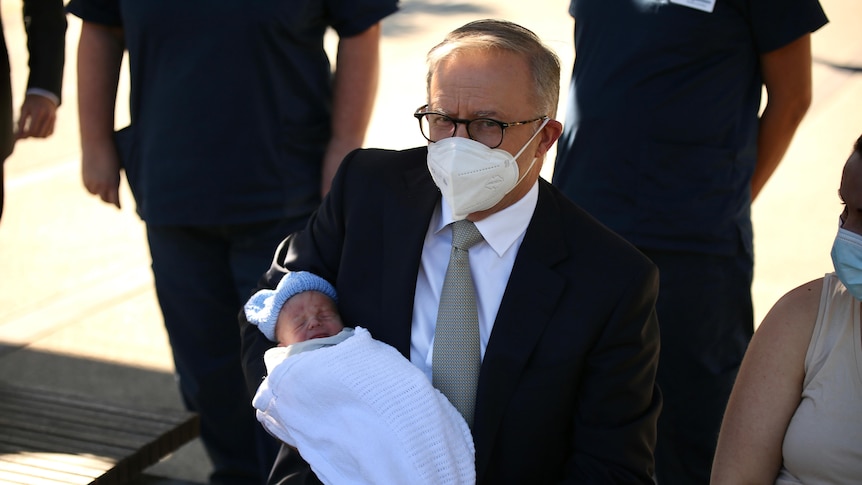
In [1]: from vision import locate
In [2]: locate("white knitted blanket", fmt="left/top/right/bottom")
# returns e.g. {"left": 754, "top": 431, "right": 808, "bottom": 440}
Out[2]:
{"left": 253, "top": 326, "right": 476, "bottom": 485}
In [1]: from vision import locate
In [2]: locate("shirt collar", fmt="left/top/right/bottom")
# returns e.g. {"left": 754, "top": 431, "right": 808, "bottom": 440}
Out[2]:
{"left": 434, "top": 181, "right": 539, "bottom": 257}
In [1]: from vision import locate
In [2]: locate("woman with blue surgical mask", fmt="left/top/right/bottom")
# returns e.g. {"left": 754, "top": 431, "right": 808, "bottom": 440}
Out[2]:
{"left": 832, "top": 217, "right": 862, "bottom": 300}
{"left": 711, "top": 133, "right": 862, "bottom": 485}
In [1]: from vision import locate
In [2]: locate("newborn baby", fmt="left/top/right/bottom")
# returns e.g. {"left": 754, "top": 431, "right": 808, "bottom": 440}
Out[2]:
{"left": 243, "top": 271, "right": 475, "bottom": 485}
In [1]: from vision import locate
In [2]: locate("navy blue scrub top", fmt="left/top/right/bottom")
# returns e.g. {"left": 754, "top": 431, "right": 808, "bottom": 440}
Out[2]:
{"left": 553, "top": 0, "right": 827, "bottom": 255}
{"left": 67, "top": 0, "right": 399, "bottom": 225}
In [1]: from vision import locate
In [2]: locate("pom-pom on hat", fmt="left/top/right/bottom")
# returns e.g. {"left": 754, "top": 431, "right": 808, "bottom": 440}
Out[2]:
{"left": 244, "top": 271, "right": 338, "bottom": 342}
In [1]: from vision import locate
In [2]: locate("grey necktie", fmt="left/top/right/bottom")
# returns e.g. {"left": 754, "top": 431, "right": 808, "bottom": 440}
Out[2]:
{"left": 433, "top": 219, "right": 484, "bottom": 427}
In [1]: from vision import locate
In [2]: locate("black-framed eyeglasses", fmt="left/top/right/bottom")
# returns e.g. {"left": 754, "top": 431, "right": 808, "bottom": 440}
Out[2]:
{"left": 413, "top": 105, "right": 548, "bottom": 149}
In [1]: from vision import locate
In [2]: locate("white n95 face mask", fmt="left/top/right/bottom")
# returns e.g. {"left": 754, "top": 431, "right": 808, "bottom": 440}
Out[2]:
{"left": 426, "top": 119, "right": 549, "bottom": 220}
{"left": 831, "top": 225, "right": 862, "bottom": 301}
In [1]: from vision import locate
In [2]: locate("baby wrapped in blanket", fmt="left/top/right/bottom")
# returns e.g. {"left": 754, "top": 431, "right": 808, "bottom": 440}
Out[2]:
{"left": 244, "top": 271, "right": 475, "bottom": 485}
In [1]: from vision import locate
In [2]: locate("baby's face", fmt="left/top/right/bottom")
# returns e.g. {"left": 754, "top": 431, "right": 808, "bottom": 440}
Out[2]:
{"left": 275, "top": 291, "right": 344, "bottom": 346}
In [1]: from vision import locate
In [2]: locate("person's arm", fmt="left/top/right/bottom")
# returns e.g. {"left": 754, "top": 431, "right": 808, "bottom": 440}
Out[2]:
{"left": 76, "top": 22, "right": 125, "bottom": 208}
{"left": 320, "top": 23, "right": 381, "bottom": 196}
{"left": 750, "top": 34, "right": 814, "bottom": 200}
{"left": 574, "top": 261, "right": 662, "bottom": 483}
{"left": 16, "top": 0, "right": 66, "bottom": 140}
{"left": 711, "top": 278, "right": 820, "bottom": 484}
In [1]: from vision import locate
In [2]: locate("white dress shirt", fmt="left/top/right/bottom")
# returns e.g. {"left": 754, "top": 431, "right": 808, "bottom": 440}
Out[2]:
{"left": 410, "top": 182, "right": 539, "bottom": 381}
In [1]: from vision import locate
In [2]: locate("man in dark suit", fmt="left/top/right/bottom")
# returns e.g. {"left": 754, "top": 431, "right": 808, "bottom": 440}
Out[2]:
{"left": 241, "top": 19, "right": 661, "bottom": 484}
{"left": 0, "top": 0, "right": 66, "bottom": 220}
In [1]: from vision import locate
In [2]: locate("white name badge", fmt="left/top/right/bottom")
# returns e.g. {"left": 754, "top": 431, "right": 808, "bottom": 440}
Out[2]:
{"left": 670, "top": 0, "right": 716, "bottom": 13}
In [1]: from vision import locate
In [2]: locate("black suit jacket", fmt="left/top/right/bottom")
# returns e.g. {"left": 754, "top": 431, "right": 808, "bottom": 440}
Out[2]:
{"left": 241, "top": 146, "right": 661, "bottom": 484}
{"left": 0, "top": 0, "right": 66, "bottom": 159}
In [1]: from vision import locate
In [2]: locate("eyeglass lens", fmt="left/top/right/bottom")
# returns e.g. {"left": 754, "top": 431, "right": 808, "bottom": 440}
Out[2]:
{"left": 419, "top": 113, "right": 504, "bottom": 148}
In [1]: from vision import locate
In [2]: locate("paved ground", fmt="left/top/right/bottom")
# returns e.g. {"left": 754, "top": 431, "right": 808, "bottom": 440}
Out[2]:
{"left": 0, "top": 0, "right": 859, "bottom": 482}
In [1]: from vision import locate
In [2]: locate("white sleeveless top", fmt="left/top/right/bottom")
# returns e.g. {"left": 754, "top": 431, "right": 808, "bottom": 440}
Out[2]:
{"left": 776, "top": 273, "right": 862, "bottom": 484}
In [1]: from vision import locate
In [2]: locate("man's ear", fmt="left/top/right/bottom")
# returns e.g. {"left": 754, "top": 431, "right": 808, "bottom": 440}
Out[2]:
{"left": 535, "top": 119, "right": 563, "bottom": 157}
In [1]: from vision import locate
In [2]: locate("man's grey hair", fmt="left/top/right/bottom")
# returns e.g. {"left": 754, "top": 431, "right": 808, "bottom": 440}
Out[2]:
{"left": 426, "top": 19, "right": 561, "bottom": 118}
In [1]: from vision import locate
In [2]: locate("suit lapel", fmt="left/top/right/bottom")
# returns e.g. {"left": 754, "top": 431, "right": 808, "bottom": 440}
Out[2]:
{"left": 377, "top": 150, "right": 439, "bottom": 357}
{"left": 473, "top": 182, "right": 569, "bottom": 479}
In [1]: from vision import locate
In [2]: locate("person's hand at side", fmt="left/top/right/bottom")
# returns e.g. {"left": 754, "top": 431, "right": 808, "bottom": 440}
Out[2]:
{"left": 81, "top": 138, "right": 121, "bottom": 208}
{"left": 15, "top": 94, "right": 58, "bottom": 139}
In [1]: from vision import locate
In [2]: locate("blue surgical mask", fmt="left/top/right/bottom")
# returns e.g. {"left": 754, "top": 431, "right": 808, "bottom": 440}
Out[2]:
{"left": 830, "top": 226, "right": 862, "bottom": 300}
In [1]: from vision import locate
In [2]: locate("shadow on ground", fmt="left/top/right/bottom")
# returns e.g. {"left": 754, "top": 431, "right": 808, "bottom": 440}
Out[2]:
{"left": 0, "top": 346, "right": 211, "bottom": 484}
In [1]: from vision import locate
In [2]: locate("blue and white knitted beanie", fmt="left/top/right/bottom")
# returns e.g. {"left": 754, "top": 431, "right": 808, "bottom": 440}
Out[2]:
{"left": 244, "top": 271, "right": 338, "bottom": 342}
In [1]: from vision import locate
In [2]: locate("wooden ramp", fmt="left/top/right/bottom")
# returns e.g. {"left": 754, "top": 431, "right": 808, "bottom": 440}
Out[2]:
{"left": 0, "top": 383, "right": 199, "bottom": 484}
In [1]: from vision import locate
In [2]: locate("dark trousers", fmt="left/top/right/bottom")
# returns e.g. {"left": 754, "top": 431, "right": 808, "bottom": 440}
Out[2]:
{"left": 147, "top": 217, "right": 307, "bottom": 485}
{"left": 642, "top": 247, "right": 754, "bottom": 485}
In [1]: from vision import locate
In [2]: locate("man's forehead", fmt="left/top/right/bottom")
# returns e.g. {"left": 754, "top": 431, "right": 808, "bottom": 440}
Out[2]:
{"left": 428, "top": 52, "right": 532, "bottom": 118}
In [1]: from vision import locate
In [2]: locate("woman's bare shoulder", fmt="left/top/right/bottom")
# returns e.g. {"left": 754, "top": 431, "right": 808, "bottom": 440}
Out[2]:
{"left": 757, "top": 276, "right": 824, "bottom": 342}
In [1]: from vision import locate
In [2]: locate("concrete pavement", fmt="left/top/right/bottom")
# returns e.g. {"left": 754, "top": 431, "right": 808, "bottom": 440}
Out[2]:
{"left": 0, "top": 0, "right": 859, "bottom": 482}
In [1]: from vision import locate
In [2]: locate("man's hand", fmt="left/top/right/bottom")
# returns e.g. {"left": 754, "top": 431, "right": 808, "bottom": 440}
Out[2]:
{"left": 15, "top": 94, "right": 58, "bottom": 140}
